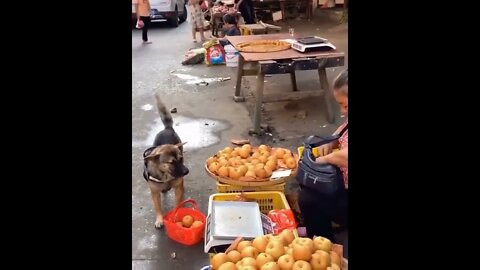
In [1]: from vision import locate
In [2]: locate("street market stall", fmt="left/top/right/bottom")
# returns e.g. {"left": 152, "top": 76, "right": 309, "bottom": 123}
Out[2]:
{"left": 161, "top": 141, "right": 348, "bottom": 270}
{"left": 225, "top": 34, "right": 345, "bottom": 134}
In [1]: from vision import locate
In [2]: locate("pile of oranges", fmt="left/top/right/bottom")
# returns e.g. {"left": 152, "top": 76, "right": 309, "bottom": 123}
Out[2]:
{"left": 206, "top": 144, "right": 297, "bottom": 181}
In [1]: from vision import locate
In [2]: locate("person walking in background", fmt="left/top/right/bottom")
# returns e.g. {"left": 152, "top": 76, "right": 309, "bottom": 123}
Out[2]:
{"left": 134, "top": 0, "right": 152, "bottom": 44}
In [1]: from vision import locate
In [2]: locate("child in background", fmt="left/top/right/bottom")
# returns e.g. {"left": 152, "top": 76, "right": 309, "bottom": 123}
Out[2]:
{"left": 219, "top": 14, "right": 241, "bottom": 46}
{"left": 190, "top": 0, "right": 207, "bottom": 43}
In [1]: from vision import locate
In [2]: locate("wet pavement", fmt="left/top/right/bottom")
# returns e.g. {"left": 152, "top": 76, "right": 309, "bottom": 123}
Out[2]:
{"left": 132, "top": 9, "right": 347, "bottom": 270}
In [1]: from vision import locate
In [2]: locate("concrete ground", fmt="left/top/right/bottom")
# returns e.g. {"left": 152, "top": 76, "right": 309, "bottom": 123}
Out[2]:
{"left": 132, "top": 8, "right": 347, "bottom": 270}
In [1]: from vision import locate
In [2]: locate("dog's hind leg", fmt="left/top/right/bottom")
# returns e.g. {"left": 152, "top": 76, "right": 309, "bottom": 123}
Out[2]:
{"left": 148, "top": 182, "right": 164, "bottom": 229}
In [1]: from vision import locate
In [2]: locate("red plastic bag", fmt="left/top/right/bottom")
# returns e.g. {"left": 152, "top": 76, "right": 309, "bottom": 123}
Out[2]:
{"left": 268, "top": 209, "right": 298, "bottom": 234}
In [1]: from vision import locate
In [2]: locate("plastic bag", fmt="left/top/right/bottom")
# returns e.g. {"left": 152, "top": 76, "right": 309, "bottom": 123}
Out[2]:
{"left": 205, "top": 44, "right": 226, "bottom": 66}
{"left": 185, "top": 4, "right": 192, "bottom": 22}
{"left": 268, "top": 209, "right": 298, "bottom": 234}
{"left": 182, "top": 48, "right": 206, "bottom": 65}
{"left": 136, "top": 18, "right": 144, "bottom": 29}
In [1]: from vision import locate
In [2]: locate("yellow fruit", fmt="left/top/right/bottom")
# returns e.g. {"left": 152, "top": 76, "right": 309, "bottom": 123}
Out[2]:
{"left": 258, "top": 145, "right": 270, "bottom": 152}
{"left": 191, "top": 220, "right": 204, "bottom": 228}
{"left": 207, "top": 157, "right": 217, "bottom": 166}
{"left": 275, "top": 149, "right": 286, "bottom": 159}
{"left": 265, "top": 160, "right": 277, "bottom": 171}
{"left": 208, "top": 162, "right": 220, "bottom": 173}
{"left": 218, "top": 166, "right": 230, "bottom": 178}
{"left": 238, "top": 165, "right": 248, "bottom": 176}
{"left": 258, "top": 155, "right": 268, "bottom": 164}
{"left": 242, "top": 144, "right": 252, "bottom": 151}
{"left": 285, "top": 157, "right": 297, "bottom": 169}
{"left": 239, "top": 148, "right": 251, "bottom": 158}
{"left": 264, "top": 167, "right": 273, "bottom": 178}
{"left": 229, "top": 168, "right": 242, "bottom": 180}
{"left": 212, "top": 253, "right": 229, "bottom": 270}
{"left": 182, "top": 215, "right": 194, "bottom": 228}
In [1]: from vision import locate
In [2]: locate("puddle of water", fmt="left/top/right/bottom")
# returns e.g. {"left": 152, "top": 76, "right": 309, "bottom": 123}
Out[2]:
{"left": 171, "top": 73, "right": 229, "bottom": 85}
{"left": 132, "top": 115, "right": 228, "bottom": 150}
{"left": 141, "top": 104, "right": 153, "bottom": 111}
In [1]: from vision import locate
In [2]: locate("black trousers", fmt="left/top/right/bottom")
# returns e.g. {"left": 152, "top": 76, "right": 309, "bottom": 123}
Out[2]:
{"left": 298, "top": 186, "right": 348, "bottom": 240}
{"left": 140, "top": 16, "right": 151, "bottom": 41}
{"left": 239, "top": 2, "right": 255, "bottom": 24}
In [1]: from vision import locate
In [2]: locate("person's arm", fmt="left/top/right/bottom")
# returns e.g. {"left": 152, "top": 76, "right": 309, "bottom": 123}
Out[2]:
{"left": 315, "top": 128, "right": 341, "bottom": 156}
{"left": 328, "top": 123, "right": 348, "bottom": 149}
{"left": 315, "top": 147, "right": 348, "bottom": 168}
{"left": 219, "top": 27, "right": 235, "bottom": 41}
{"left": 333, "top": 124, "right": 345, "bottom": 135}
{"left": 235, "top": 0, "right": 244, "bottom": 9}
{"left": 133, "top": 0, "right": 140, "bottom": 19}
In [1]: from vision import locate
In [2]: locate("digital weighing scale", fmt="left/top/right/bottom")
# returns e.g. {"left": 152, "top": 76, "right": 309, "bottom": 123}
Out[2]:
{"left": 283, "top": 36, "right": 337, "bottom": 53}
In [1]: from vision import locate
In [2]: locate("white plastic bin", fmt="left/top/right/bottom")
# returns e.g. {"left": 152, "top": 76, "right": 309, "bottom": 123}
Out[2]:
{"left": 224, "top": 45, "right": 239, "bottom": 67}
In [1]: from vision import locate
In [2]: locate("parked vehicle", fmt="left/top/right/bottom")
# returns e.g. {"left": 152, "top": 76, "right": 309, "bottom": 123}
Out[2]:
{"left": 132, "top": 0, "right": 187, "bottom": 27}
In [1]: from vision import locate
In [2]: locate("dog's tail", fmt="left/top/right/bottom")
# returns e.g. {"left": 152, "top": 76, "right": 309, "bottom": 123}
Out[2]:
{"left": 155, "top": 93, "right": 173, "bottom": 129}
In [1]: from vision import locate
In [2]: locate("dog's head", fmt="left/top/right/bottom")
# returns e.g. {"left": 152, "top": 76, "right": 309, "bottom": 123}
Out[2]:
{"left": 144, "top": 143, "right": 189, "bottom": 179}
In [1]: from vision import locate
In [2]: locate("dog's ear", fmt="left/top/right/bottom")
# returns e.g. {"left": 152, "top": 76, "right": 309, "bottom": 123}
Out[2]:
{"left": 144, "top": 152, "right": 161, "bottom": 160}
{"left": 175, "top": 142, "right": 187, "bottom": 148}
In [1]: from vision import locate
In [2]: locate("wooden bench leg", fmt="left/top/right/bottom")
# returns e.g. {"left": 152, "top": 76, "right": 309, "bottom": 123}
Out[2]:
{"left": 290, "top": 71, "right": 298, "bottom": 91}
{"left": 253, "top": 70, "right": 265, "bottom": 134}
{"left": 234, "top": 55, "right": 246, "bottom": 102}
{"left": 318, "top": 68, "right": 336, "bottom": 124}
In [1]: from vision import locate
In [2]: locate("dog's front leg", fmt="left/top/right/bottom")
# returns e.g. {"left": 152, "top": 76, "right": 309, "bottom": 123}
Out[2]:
{"left": 148, "top": 183, "right": 164, "bottom": 229}
{"left": 174, "top": 178, "right": 185, "bottom": 207}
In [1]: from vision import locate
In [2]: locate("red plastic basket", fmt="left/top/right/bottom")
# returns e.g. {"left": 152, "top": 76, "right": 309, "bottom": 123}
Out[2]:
{"left": 164, "top": 199, "right": 206, "bottom": 246}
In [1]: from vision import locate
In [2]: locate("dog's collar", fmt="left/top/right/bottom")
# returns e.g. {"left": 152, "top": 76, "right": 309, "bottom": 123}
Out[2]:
{"left": 148, "top": 175, "right": 172, "bottom": 183}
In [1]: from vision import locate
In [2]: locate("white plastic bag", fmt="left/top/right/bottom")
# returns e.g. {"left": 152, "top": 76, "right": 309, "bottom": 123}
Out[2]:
{"left": 136, "top": 19, "right": 144, "bottom": 29}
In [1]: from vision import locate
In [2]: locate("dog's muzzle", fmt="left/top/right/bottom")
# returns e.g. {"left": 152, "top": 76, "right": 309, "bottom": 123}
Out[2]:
{"left": 174, "top": 164, "right": 189, "bottom": 177}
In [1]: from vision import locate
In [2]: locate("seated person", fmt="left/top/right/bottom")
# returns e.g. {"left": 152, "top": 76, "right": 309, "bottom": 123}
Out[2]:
{"left": 219, "top": 14, "right": 241, "bottom": 46}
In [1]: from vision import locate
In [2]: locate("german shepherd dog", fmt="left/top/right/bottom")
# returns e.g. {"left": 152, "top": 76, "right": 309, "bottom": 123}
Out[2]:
{"left": 143, "top": 94, "right": 189, "bottom": 228}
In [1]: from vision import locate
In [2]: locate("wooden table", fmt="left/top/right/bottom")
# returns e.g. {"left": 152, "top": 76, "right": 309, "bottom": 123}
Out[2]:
{"left": 226, "top": 34, "right": 345, "bottom": 134}
{"left": 240, "top": 22, "right": 281, "bottom": 35}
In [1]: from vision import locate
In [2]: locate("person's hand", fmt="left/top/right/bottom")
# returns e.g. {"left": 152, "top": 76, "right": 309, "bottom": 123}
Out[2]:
{"left": 316, "top": 143, "right": 333, "bottom": 157}
{"left": 315, "top": 156, "right": 328, "bottom": 164}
